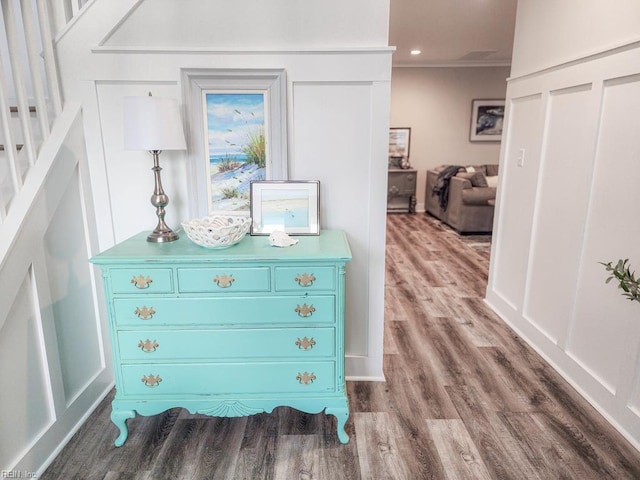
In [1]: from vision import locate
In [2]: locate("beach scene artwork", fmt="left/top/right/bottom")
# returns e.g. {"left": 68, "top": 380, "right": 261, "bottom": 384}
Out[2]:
{"left": 260, "top": 188, "right": 310, "bottom": 229}
{"left": 205, "top": 92, "right": 267, "bottom": 212}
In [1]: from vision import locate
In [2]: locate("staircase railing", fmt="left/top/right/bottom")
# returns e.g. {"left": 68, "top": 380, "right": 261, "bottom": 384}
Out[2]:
{"left": 49, "top": 0, "right": 91, "bottom": 35}
{"left": 0, "top": 0, "right": 89, "bottom": 224}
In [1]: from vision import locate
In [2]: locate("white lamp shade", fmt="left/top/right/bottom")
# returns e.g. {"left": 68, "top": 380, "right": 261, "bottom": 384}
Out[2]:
{"left": 123, "top": 96, "right": 187, "bottom": 151}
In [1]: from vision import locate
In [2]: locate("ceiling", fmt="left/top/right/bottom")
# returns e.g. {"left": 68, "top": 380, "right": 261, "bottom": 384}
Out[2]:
{"left": 389, "top": 0, "right": 517, "bottom": 67}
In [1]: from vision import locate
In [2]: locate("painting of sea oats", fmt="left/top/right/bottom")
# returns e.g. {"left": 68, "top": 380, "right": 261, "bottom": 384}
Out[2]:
{"left": 204, "top": 92, "right": 267, "bottom": 212}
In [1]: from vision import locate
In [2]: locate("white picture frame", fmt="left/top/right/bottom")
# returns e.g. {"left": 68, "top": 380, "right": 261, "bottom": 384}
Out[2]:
{"left": 250, "top": 181, "right": 320, "bottom": 235}
{"left": 182, "top": 68, "right": 289, "bottom": 217}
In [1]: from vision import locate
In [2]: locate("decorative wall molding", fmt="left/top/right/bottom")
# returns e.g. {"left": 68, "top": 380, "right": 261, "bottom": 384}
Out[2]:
{"left": 488, "top": 43, "right": 640, "bottom": 450}
{"left": 92, "top": 46, "right": 396, "bottom": 55}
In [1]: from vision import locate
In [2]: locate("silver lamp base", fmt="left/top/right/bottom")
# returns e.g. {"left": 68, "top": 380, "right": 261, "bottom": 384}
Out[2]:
{"left": 147, "top": 228, "right": 179, "bottom": 243}
{"left": 147, "top": 149, "right": 179, "bottom": 243}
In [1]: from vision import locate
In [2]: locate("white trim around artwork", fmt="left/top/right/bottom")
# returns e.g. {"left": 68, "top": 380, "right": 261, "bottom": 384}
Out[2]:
{"left": 181, "top": 68, "right": 289, "bottom": 217}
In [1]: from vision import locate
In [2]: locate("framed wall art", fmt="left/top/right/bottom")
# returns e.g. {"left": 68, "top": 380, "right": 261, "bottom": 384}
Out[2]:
{"left": 389, "top": 127, "right": 411, "bottom": 169}
{"left": 202, "top": 91, "right": 267, "bottom": 213}
{"left": 470, "top": 99, "right": 505, "bottom": 142}
{"left": 182, "top": 68, "right": 288, "bottom": 217}
{"left": 250, "top": 180, "right": 320, "bottom": 235}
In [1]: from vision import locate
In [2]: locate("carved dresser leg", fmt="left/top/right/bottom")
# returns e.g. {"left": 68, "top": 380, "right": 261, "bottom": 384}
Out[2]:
{"left": 111, "top": 410, "right": 136, "bottom": 447}
{"left": 326, "top": 407, "right": 350, "bottom": 444}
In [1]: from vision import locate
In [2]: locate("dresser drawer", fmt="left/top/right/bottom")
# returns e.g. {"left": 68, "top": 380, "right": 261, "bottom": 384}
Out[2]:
{"left": 121, "top": 361, "right": 336, "bottom": 395}
{"left": 110, "top": 268, "right": 174, "bottom": 294}
{"left": 112, "top": 295, "right": 335, "bottom": 326}
{"left": 177, "top": 267, "right": 270, "bottom": 293}
{"left": 117, "top": 327, "right": 335, "bottom": 360}
{"left": 274, "top": 266, "right": 335, "bottom": 292}
{"left": 388, "top": 171, "right": 417, "bottom": 195}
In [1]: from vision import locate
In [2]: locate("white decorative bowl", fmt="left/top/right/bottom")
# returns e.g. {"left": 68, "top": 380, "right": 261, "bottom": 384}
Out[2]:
{"left": 181, "top": 215, "right": 252, "bottom": 249}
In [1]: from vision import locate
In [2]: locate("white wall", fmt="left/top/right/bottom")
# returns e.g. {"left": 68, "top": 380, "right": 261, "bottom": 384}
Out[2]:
{"left": 390, "top": 67, "right": 509, "bottom": 211}
{"left": 511, "top": 0, "right": 640, "bottom": 78}
{"left": 55, "top": 0, "right": 391, "bottom": 380}
{"left": 488, "top": 0, "right": 640, "bottom": 449}
{"left": 100, "top": 0, "right": 389, "bottom": 48}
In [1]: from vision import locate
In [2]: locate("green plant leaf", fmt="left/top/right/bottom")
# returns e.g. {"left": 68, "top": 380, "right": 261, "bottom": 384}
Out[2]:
{"left": 601, "top": 258, "right": 640, "bottom": 304}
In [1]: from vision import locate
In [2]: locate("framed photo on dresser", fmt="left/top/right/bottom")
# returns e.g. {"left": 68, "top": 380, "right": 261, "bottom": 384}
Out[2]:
{"left": 250, "top": 180, "right": 320, "bottom": 235}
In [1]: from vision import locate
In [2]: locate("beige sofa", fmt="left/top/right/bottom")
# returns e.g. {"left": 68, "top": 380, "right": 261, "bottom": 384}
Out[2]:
{"left": 425, "top": 164, "right": 498, "bottom": 233}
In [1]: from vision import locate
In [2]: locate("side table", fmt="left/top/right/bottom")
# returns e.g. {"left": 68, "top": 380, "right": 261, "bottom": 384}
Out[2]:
{"left": 387, "top": 168, "right": 417, "bottom": 213}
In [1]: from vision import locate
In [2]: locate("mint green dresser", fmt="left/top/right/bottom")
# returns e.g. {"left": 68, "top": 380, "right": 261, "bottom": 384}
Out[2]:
{"left": 90, "top": 230, "right": 352, "bottom": 446}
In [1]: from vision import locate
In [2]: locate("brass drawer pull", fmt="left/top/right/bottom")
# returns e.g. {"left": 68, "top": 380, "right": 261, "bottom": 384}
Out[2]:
{"left": 213, "top": 274, "right": 235, "bottom": 288}
{"left": 295, "top": 337, "right": 316, "bottom": 350}
{"left": 295, "top": 273, "right": 316, "bottom": 287}
{"left": 141, "top": 374, "right": 162, "bottom": 387}
{"left": 295, "top": 303, "right": 316, "bottom": 318}
{"left": 138, "top": 339, "right": 159, "bottom": 353}
{"left": 131, "top": 275, "right": 153, "bottom": 289}
{"left": 134, "top": 306, "right": 156, "bottom": 320}
{"left": 296, "top": 371, "right": 316, "bottom": 385}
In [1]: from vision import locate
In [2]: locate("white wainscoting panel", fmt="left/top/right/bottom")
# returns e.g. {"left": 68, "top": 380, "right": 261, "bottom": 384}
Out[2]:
{"left": 0, "top": 270, "right": 54, "bottom": 470}
{"left": 492, "top": 93, "right": 544, "bottom": 311}
{"left": 523, "top": 84, "right": 596, "bottom": 346}
{"left": 292, "top": 81, "right": 382, "bottom": 370}
{"left": 44, "top": 168, "right": 104, "bottom": 405}
{"left": 567, "top": 74, "right": 640, "bottom": 397}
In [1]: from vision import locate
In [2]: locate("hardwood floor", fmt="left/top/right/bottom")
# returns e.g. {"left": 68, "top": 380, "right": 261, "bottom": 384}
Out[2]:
{"left": 41, "top": 214, "right": 640, "bottom": 479}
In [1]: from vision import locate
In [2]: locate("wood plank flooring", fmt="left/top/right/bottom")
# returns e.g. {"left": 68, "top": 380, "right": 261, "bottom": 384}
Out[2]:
{"left": 41, "top": 214, "right": 640, "bottom": 479}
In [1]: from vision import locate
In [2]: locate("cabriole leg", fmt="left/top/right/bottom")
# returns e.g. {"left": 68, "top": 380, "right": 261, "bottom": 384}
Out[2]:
{"left": 326, "top": 407, "right": 350, "bottom": 444}
{"left": 111, "top": 409, "right": 136, "bottom": 447}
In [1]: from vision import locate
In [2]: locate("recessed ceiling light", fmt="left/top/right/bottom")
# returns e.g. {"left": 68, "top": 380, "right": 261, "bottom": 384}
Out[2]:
{"left": 410, "top": 49, "right": 422, "bottom": 55}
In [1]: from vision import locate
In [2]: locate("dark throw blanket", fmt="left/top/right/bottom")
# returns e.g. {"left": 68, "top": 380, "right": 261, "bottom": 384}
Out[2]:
{"left": 432, "top": 165, "right": 463, "bottom": 210}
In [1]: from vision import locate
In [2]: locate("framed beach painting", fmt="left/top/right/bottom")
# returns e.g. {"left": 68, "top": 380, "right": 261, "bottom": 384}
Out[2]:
{"left": 181, "top": 68, "right": 288, "bottom": 217}
{"left": 470, "top": 99, "right": 505, "bottom": 142}
{"left": 250, "top": 181, "right": 320, "bottom": 235}
{"left": 203, "top": 91, "right": 267, "bottom": 213}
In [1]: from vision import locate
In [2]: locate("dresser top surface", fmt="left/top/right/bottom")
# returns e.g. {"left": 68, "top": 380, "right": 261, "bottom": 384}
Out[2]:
{"left": 91, "top": 229, "right": 352, "bottom": 264}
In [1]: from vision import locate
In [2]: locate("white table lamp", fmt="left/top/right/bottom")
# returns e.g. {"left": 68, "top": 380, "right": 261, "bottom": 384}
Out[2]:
{"left": 123, "top": 94, "right": 186, "bottom": 242}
